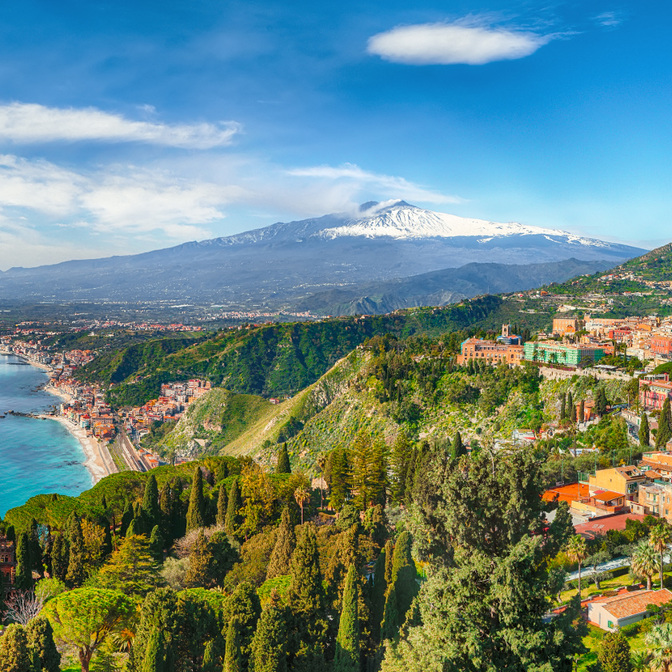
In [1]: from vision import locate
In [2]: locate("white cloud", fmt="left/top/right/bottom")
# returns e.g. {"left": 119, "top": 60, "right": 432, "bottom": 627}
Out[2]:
{"left": 0, "top": 103, "right": 241, "bottom": 148}
{"left": 594, "top": 12, "right": 623, "bottom": 28}
{"left": 367, "top": 21, "right": 552, "bottom": 65}
{"left": 287, "top": 163, "right": 461, "bottom": 204}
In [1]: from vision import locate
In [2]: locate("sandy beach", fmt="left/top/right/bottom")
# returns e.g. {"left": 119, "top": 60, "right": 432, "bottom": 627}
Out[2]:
{"left": 36, "top": 414, "right": 117, "bottom": 484}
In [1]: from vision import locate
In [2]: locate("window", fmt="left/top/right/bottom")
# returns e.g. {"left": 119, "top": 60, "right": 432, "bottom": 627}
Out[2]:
{"left": 607, "top": 621, "right": 614, "bottom": 629}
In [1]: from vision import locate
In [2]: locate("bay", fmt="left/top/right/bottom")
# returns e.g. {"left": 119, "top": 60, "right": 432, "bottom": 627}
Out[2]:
{"left": 0, "top": 353, "right": 92, "bottom": 517}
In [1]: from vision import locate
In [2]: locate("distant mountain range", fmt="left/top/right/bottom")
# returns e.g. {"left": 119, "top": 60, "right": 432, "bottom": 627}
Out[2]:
{"left": 0, "top": 200, "right": 644, "bottom": 310}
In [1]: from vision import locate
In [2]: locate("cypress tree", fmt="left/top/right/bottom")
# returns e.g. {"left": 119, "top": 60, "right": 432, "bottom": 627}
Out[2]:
{"left": 102, "top": 520, "right": 113, "bottom": 558}
{"left": 142, "top": 628, "right": 166, "bottom": 672}
{"left": 142, "top": 474, "right": 161, "bottom": 530}
{"left": 120, "top": 502, "right": 134, "bottom": 537}
{"left": 266, "top": 507, "right": 296, "bottom": 580}
{"left": 15, "top": 531, "right": 33, "bottom": 590}
{"left": 225, "top": 582, "right": 262, "bottom": 669}
{"left": 383, "top": 539, "right": 394, "bottom": 585}
{"left": 185, "top": 529, "right": 214, "bottom": 588}
{"left": 126, "top": 517, "right": 143, "bottom": 538}
{"left": 389, "top": 531, "right": 418, "bottom": 623}
{"left": 202, "top": 637, "right": 223, "bottom": 672}
{"left": 29, "top": 518, "right": 43, "bottom": 576}
{"left": 559, "top": 393, "right": 566, "bottom": 421}
{"left": 370, "top": 548, "right": 387, "bottom": 643}
{"left": 216, "top": 483, "right": 228, "bottom": 528}
{"left": 224, "top": 619, "right": 242, "bottom": 672}
{"left": 596, "top": 387, "right": 608, "bottom": 416}
{"left": 328, "top": 447, "right": 351, "bottom": 511}
{"left": 567, "top": 391, "right": 576, "bottom": 423}
{"left": 251, "top": 590, "right": 287, "bottom": 672}
{"left": 216, "top": 460, "right": 229, "bottom": 483}
{"left": 578, "top": 399, "right": 585, "bottom": 423}
{"left": 26, "top": 618, "right": 61, "bottom": 672}
{"left": 66, "top": 515, "right": 86, "bottom": 587}
{"left": 149, "top": 525, "right": 163, "bottom": 563}
{"left": 288, "top": 525, "right": 328, "bottom": 661}
{"left": 276, "top": 443, "right": 291, "bottom": 474}
{"left": 50, "top": 533, "right": 69, "bottom": 583}
{"left": 186, "top": 467, "right": 206, "bottom": 532}
{"left": 451, "top": 432, "right": 466, "bottom": 460}
{"left": 640, "top": 413, "right": 651, "bottom": 447}
{"left": 225, "top": 478, "right": 242, "bottom": 536}
{"left": 0, "top": 624, "right": 32, "bottom": 671}
{"left": 334, "top": 564, "right": 360, "bottom": 672}
{"left": 380, "top": 583, "right": 399, "bottom": 641}
{"left": 657, "top": 398, "right": 672, "bottom": 448}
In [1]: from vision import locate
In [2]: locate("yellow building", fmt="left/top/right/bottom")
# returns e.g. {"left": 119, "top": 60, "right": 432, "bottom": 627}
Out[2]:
{"left": 587, "top": 466, "right": 647, "bottom": 503}
{"left": 552, "top": 317, "right": 585, "bottom": 335}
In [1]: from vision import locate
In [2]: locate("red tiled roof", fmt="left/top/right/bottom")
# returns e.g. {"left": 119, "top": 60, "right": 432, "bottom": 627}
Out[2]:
{"left": 575, "top": 512, "right": 646, "bottom": 539}
{"left": 596, "top": 589, "right": 672, "bottom": 619}
{"left": 592, "top": 490, "right": 624, "bottom": 503}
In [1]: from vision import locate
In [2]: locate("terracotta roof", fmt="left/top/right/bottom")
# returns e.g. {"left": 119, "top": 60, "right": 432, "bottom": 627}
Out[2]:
{"left": 575, "top": 513, "right": 646, "bottom": 539}
{"left": 592, "top": 490, "right": 624, "bottom": 502}
{"left": 597, "top": 589, "right": 672, "bottom": 619}
{"left": 542, "top": 483, "right": 589, "bottom": 503}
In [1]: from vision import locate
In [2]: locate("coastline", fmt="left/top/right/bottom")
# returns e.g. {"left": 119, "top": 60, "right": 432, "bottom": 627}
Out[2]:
{"left": 35, "top": 413, "right": 114, "bottom": 484}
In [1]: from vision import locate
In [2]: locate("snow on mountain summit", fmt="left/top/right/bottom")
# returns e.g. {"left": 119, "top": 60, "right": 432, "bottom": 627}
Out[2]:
{"left": 318, "top": 200, "right": 603, "bottom": 246}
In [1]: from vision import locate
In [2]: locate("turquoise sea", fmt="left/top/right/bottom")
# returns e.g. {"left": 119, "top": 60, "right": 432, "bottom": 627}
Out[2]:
{"left": 0, "top": 353, "right": 92, "bottom": 517}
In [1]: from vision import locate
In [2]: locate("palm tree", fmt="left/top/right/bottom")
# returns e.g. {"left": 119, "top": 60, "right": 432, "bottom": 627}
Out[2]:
{"left": 294, "top": 486, "right": 310, "bottom": 525}
{"left": 646, "top": 623, "right": 672, "bottom": 672}
{"left": 566, "top": 534, "right": 588, "bottom": 598}
{"left": 632, "top": 539, "right": 659, "bottom": 591}
{"left": 650, "top": 524, "right": 672, "bottom": 589}
{"left": 631, "top": 650, "right": 650, "bottom": 672}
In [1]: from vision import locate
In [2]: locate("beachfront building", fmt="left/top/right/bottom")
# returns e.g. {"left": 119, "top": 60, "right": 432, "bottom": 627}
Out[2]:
{"left": 523, "top": 341, "right": 606, "bottom": 367}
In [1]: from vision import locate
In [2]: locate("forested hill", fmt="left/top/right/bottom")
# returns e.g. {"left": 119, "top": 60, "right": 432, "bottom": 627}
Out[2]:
{"left": 78, "top": 295, "right": 548, "bottom": 407}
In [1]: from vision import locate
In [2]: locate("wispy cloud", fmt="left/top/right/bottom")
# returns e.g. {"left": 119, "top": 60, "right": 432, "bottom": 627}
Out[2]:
{"left": 367, "top": 20, "right": 553, "bottom": 65}
{"left": 287, "top": 163, "right": 461, "bottom": 204}
{"left": 0, "top": 103, "right": 241, "bottom": 148}
{"left": 594, "top": 11, "right": 624, "bottom": 28}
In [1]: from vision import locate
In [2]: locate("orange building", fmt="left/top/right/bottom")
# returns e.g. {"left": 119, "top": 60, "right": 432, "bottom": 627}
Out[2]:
{"left": 552, "top": 317, "right": 585, "bottom": 335}
{"left": 651, "top": 336, "right": 672, "bottom": 356}
{"left": 456, "top": 338, "right": 524, "bottom": 366}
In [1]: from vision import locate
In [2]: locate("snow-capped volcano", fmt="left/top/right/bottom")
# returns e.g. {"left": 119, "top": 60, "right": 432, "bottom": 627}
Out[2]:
{"left": 0, "top": 199, "right": 643, "bottom": 306}
{"left": 317, "top": 200, "right": 605, "bottom": 246}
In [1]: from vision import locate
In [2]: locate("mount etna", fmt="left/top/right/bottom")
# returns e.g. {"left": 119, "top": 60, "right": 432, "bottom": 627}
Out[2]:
{"left": 0, "top": 200, "right": 643, "bottom": 312}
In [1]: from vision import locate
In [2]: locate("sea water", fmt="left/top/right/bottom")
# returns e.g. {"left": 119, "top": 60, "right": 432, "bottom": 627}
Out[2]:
{"left": 0, "top": 353, "right": 92, "bottom": 517}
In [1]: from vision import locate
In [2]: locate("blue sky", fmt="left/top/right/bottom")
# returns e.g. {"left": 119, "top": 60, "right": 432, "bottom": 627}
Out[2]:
{"left": 0, "top": 0, "right": 668, "bottom": 268}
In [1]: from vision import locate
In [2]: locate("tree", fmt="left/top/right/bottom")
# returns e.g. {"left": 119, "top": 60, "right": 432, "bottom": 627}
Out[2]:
{"left": 598, "top": 630, "right": 632, "bottom": 672}
{"left": 596, "top": 387, "right": 608, "bottom": 416}
{"left": 646, "top": 623, "right": 672, "bottom": 672}
{"left": 141, "top": 628, "right": 167, "bottom": 672}
{"left": 650, "top": 524, "right": 672, "bottom": 589}
{"left": 287, "top": 525, "right": 328, "bottom": 663}
{"left": 658, "top": 398, "right": 672, "bottom": 449}
{"left": 251, "top": 590, "right": 287, "bottom": 672}
{"left": 559, "top": 393, "right": 566, "bottom": 421}
{"left": 389, "top": 531, "right": 418, "bottom": 624}
{"left": 186, "top": 467, "right": 206, "bottom": 532}
{"left": 334, "top": 564, "right": 360, "bottom": 672}
{"left": 381, "top": 449, "right": 587, "bottom": 671}
{"left": 149, "top": 525, "right": 163, "bottom": 563}
{"left": 632, "top": 539, "right": 659, "bottom": 591}
{"left": 578, "top": 399, "right": 585, "bottom": 423}
{"left": 640, "top": 413, "right": 651, "bottom": 447}
{"left": 3, "top": 589, "right": 43, "bottom": 625}
{"left": 225, "top": 478, "right": 242, "bottom": 536}
{"left": 327, "top": 447, "right": 351, "bottom": 511}
{"left": 277, "top": 443, "right": 291, "bottom": 474}
{"left": 266, "top": 506, "right": 296, "bottom": 580}
{"left": 216, "top": 483, "right": 228, "bottom": 528}
{"left": 142, "top": 474, "right": 161, "bottom": 531}
{"left": 224, "top": 619, "right": 242, "bottom": 672}
{"left": 15, "top": 532, "right": 33, "bottom": 590}
{"left": 95, "top": 535, "right": 163, "bottom": 596}
{"left": 43, "top": 587, "right": 133, "bottom": 672}
{"left": 451, "top": 432, "right": 467, "bottom": 461}
{"left": 184, "top": 529, "right": 213, "bottom": 589}
{"left": 50, "top": 533, "right": 68, "bottom": 583}
{"left": 351, "top": 432, "right": 387, "bottom": 510}
{"left": 26, "top": 617, "right": 61, "bottom": 672}
{"left": 66, "top": 515, "right": 86, "bottom": 588}
{"left": 390, "top": 433, "right": 412, "bottom": 504}
{"left": 566, "top": 534, "right": 588, "bottom": 597}
{"left": 0, "top": 624, "right": 32, "bottom": 672}
{"left": 568, "top": 391, "right": 576, "bottom": 423}
{"left": 294, "top": 487, "right": 310, "bottom": 526}
{"left": 224, "top": 582, "right": 261, "bottom": 670}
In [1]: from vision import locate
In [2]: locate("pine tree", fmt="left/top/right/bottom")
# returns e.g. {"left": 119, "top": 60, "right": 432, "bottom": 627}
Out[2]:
{"left": 251, "top": 591, "right": 288, "bottom": 672}
{"left": 15, "top": 531, "right": 33, "bottom": 590}
{"left": 334, "top": 564, "right": 360, "bottom": 672}
{"left": 640, "top": 413, "right": 651, "bottom": 447}
{"left": 266, "top": 506, "right": 296, "bottom": 580}
{"left": 26, "top": 617, "right": 61, "bottom": 672}
{"left": 657, "top": 398, "right": 672, "bottom": 448}
{"left": 224, "top": 619, "right": 242, "bottom": 672}
{"left": 451, "top": 432, "right": 467, "bottom": 461}
{"left": 216, "top": 483, "right": 228, "bottom": 527}
{"left": 578, "top": 399, "right": 585, "bottom": 423}
{"left": 328, "top": 447, "right": 351, "bottom": 510}
{"left": 142, "top": 474, "right": 161, "bottom": 530}
{"left": 142, "top": 628, "right": 167, "bottom": 672}
{"left": 186, "top": 467, "right": 206, "bottom": 532}
{"left": 225, "top": 478, "right": 242, "bottom": 536}
{"left": 276, "top": 443, "right": 291, "bottom": 474}
{"left": 0, "top": 624, "right": 32, "bottom": 672}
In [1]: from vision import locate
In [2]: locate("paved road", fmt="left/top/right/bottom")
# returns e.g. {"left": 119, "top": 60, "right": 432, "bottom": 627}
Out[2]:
{"left": 566, "top": 549, "right": 672, "bottom": 581}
